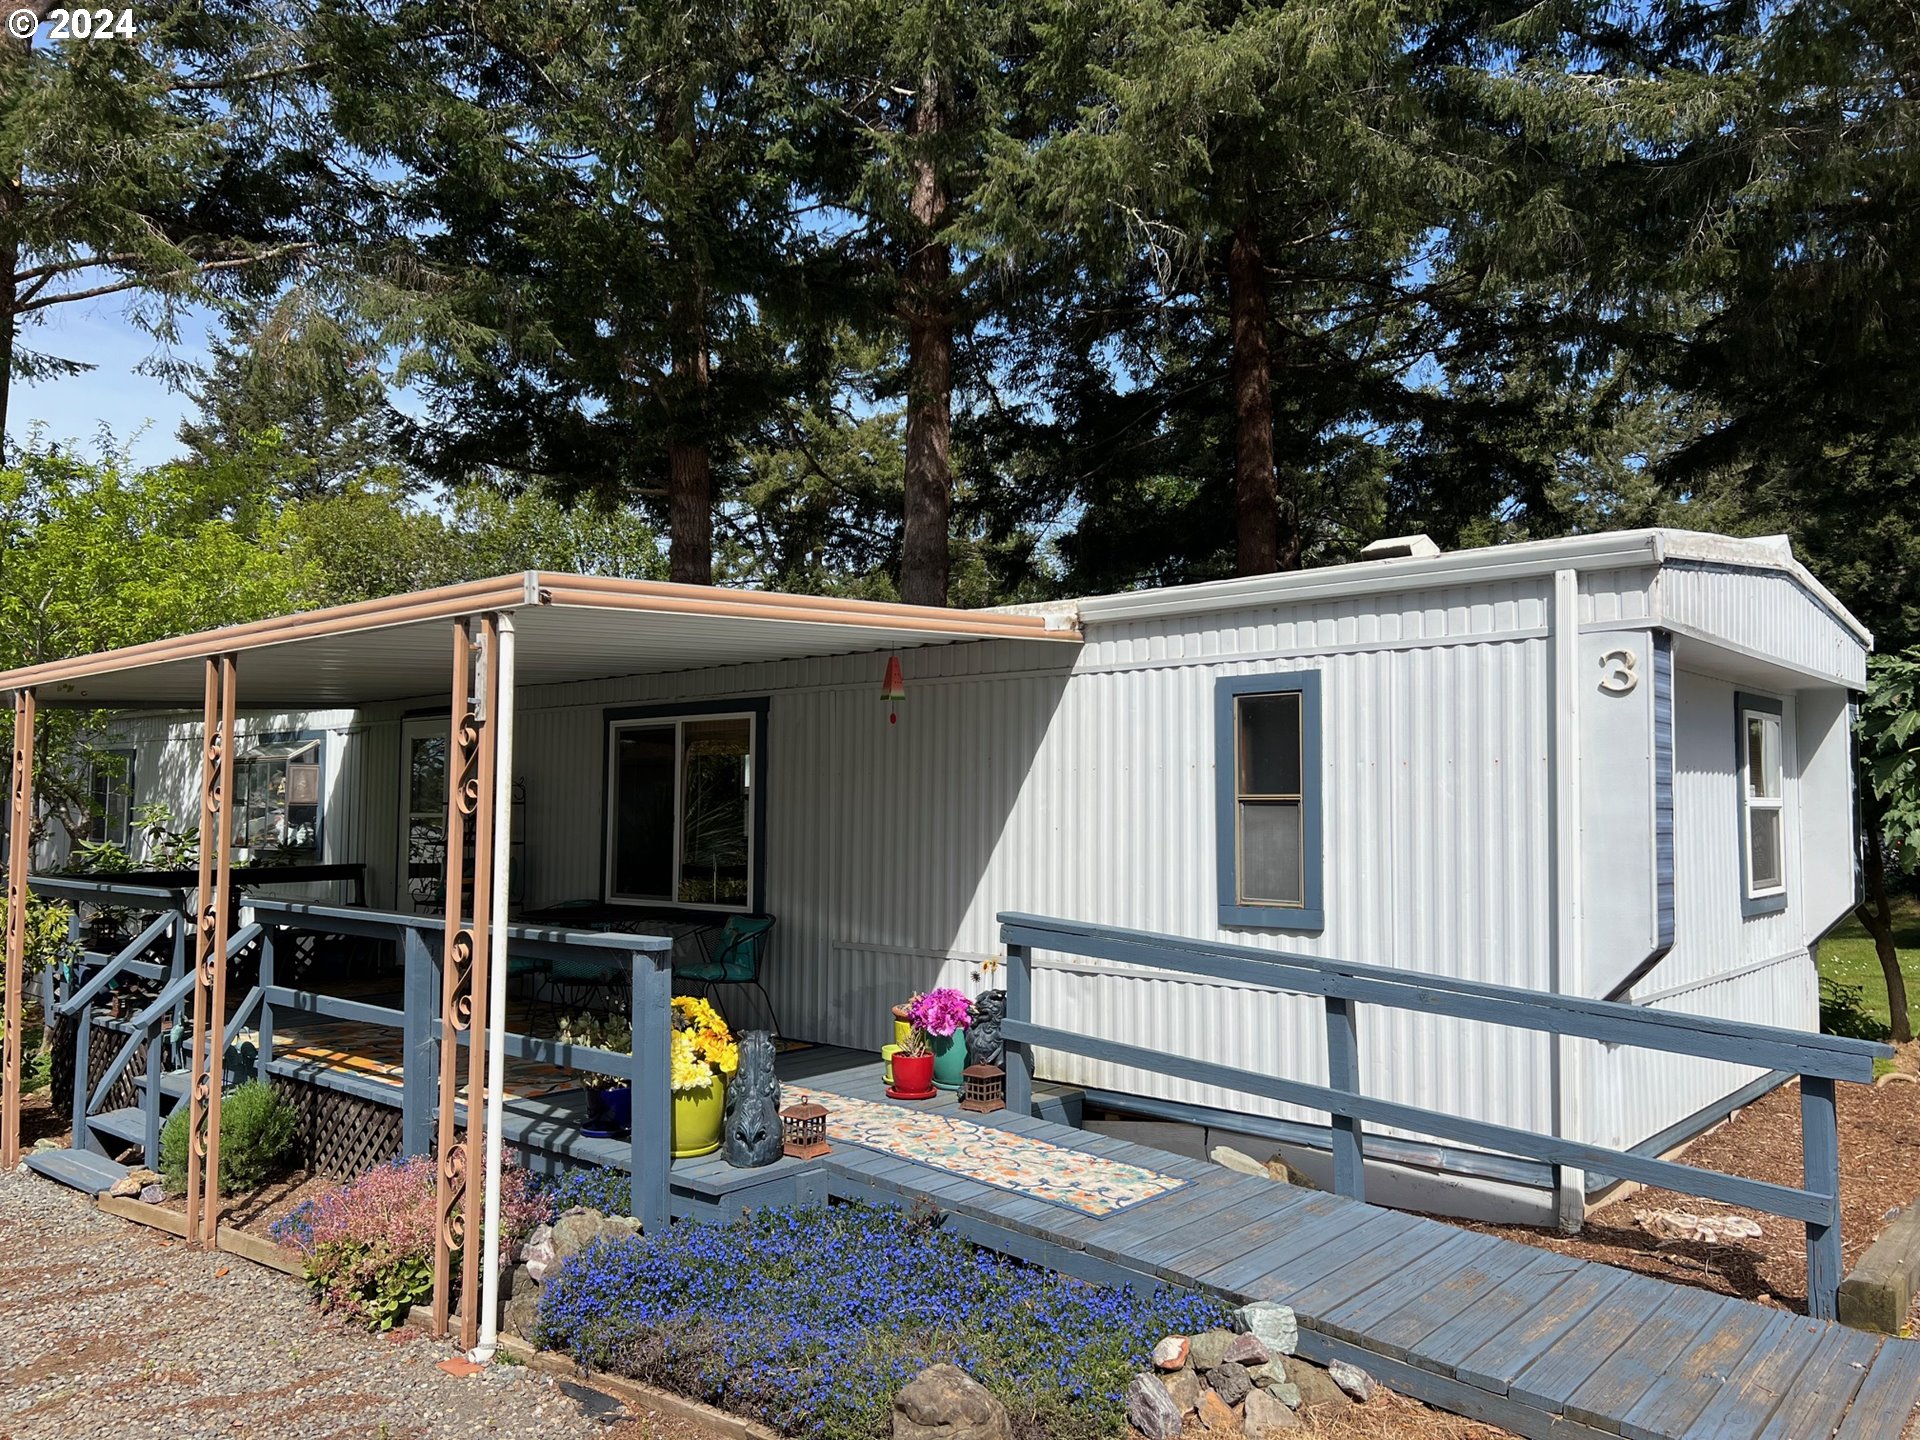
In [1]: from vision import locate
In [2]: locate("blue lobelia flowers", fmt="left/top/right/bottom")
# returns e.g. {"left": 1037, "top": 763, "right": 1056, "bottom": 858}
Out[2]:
{"left": 535, "top": 1201, "right": 1228, "bottom": 1440}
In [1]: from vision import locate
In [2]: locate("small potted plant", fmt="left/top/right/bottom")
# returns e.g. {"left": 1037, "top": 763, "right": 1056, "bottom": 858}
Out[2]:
{"left": 889, "top": 1021, "right": 937, "bottom": 1099}
{"left": 557, "top": 1011, "right": 633, "bottom": 1138}
{"left": 670, "top": 995, "right": 739, "bottom": 1158}
{"left": 906, "top": 987, "right": 974, "bottom": 1091}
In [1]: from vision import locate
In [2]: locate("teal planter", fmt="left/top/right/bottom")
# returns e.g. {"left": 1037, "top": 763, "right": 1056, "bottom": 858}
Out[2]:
{"left": 930, "top": 1031, "right": 968, "bottom": 1091}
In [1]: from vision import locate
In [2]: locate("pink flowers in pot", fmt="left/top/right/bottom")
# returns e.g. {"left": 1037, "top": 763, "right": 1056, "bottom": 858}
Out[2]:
{"left": 905, "top": 987, "right": 974, "bottom": 1039}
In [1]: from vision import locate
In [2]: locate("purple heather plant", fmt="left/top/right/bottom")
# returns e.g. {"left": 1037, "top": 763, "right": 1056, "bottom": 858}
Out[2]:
{"left": 904, "top": 987, "right": 973, "bottom": 1039}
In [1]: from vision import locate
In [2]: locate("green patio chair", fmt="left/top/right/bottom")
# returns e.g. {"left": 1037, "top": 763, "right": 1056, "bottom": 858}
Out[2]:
{"left": 679, "top": 914, "right": 779, "bottom": 1037}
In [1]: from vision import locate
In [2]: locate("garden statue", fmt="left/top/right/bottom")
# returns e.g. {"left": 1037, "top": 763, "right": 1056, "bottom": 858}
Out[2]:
{"left": 968, "top": 990, "right": 1008, "bottom": 1068}
{"left": 723, "top": 1030, "right": 784, "bottom": 1168}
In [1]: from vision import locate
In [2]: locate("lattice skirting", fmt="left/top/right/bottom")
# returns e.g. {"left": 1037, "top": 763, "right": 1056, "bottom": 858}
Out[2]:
{"left": 271, "top": 1073, "right": 410, "bottom": 1178}
{"left": 49, "top": 1014, "right": 144, "bottom": 1130}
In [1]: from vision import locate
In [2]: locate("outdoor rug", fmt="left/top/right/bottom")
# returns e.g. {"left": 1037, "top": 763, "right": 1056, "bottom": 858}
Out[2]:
{"left": 781, "top": 1085, "right": 1186, "bottom": 1218}
{"left": 271, "top": 1021, "right": 583, "bottom": 1100}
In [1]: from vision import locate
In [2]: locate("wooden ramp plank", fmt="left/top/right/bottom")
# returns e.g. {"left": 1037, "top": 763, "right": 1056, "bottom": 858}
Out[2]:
{"left": 1687, "top": 1312, "right": 1830, "bottom": 1440}
{"left": 1195, "top": 1196, "right": 1372, "bottom": 1298}
{"left": 1313, "top": 1229, "right": 1511, "bottom": 1354}
{"left": 1147, "top": 1186, "right": 1330, "bottom": 1273}
{"left": 1278, "top": 1216, "right": 1461, "bottom": 1319}
{"left": 1506, "top": 1272, "right": 1676, "bottom": 1413}
{"left": 1614, "top": 1297, "right": 1777, "bottom": 1440}
{"left": 1836, "top": 1337, "right": 1920, "bottom": 1440}
{"left": 1559, "top": 1285, "right": 1733, "bottom": 1431}
{"left": 1755, "top": 1325, "right": 1881, "bottom": 1440}
{"left": 1405, "top": 1246, "right": 1589, "bottom": 1380}
{"left": 1247, "top": 1208, "right": 1421, "bottom": 1302}
{"left": 1456, "top": 1261, "right": 1636, "bottom": 1396}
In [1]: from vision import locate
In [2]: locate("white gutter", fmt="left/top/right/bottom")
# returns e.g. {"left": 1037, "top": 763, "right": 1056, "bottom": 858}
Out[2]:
{"left": 470, "top": 613, "right": 516, "bottom": 1363}
{"left": 1549, "top": 570, "right": 1585, "bottom": 1233}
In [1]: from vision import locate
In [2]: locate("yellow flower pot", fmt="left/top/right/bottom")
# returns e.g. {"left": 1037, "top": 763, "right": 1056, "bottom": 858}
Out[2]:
{"left": 881, "top": 1043, "right": 902, "bottom": 1084}
{"left": 672, "top": 1078, "right": 725, "bottom": 1158}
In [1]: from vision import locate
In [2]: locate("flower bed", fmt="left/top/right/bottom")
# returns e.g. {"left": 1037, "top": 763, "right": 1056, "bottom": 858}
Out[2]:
{"left": 272, "top": 1156, "right": 549, "bottom": 1329}
{"left": 534, "top": 1201, "right": 1228, "bottom": 1440}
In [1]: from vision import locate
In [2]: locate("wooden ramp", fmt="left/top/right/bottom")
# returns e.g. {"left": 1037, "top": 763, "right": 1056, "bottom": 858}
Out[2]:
{"left": 704, "top": 1047, "right": 1919, "bottom": 1440}
{"left": 43, "top": 1043, "right": 1919, "bottom": 1440}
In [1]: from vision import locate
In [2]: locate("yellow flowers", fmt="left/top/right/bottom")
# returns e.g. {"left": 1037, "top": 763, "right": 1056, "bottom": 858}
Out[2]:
{"left": 670, "top": 994, "right": 739, "bottom": 1094}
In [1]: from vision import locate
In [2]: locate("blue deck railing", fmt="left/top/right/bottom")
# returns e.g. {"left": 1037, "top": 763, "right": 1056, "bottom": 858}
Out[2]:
{"left": 32, "top": 878, "right": 675, "bottom": 1230}
{"left": 997, "top": 912, "right": 1894, "bottom": 1320}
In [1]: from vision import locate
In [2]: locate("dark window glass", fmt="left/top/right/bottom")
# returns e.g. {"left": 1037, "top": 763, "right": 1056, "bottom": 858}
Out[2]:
{"left": 1238, "top": 693, "right": 1302, "bottom": 796}
{"left": 612, "top": 726, "right": 676, "bottom": 899}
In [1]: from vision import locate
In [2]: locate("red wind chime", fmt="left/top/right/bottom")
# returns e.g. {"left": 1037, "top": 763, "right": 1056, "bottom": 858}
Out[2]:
{"left": 881, "top": 654, "right": 905, "bottom": 725}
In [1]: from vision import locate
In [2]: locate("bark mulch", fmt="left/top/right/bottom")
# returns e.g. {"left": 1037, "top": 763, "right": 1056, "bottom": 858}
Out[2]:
{"left": 1464, "top": 1043, "right": 1920, "bottom": 1323}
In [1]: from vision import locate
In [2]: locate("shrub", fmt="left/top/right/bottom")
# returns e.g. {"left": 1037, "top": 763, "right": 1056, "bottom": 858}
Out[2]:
{"left": 158, "top": 1079, "right": 300, "bottom": 1193}
{"left": 1821, "top": 976, "right": 1893, "bottom": 1042}
{"left": 278, "top": 1155, "right": 551, "bottom": 1330}
{"left": 535, "top": 1202, "right": 1229, "bottom": 1440}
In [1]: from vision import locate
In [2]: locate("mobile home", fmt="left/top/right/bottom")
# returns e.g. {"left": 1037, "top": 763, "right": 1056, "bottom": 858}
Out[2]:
{"left": 70, "top": 527, "right": 1868, "bottom": 1223}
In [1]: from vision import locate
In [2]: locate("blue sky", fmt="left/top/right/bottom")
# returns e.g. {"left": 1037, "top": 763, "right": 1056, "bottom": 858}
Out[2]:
{"left": 12, "top": 301, "right": 215, "bottom": 466}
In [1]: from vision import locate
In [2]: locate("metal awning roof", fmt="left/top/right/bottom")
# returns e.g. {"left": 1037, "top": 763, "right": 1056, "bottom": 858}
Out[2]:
{"left": 0, "top": 572, "right": 1083, "bottom": 708}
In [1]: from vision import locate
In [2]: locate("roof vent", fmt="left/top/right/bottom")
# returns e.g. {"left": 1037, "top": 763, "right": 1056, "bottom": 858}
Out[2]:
{"left": 1360, "top": 533, "right": 1441, "bottom": 562}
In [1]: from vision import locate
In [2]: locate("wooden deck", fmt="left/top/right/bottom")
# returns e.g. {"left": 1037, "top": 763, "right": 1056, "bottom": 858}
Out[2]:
{"left": 34, "top": 1042, "right": 1920, "bottom": 1440}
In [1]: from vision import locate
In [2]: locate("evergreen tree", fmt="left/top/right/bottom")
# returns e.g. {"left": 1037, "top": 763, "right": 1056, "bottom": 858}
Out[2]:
{"left": 314, "top": 0, "right": 823, "bottom": 585}
{"left": 1, "top": 1, "right": 323, "bottom": 459}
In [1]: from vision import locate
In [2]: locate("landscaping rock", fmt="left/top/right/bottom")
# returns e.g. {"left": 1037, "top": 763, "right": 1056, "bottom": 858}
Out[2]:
{"left": 1189, "top": 1329, "right": 1237, "bottom": 1371}
{"left": 501, "top": 1282, "right": 541, "bottom": 1341}
{"left": 127, "top": 1167, "right": 160, "bottom": 1186}
{"left": 108, "top": 1176, "right": 143, "bottom": 1198}
{"left": 1161, "top": 1366, "right": 1203, "bottom": 1415}
{"left": 1152, "top": 1335, "right": 1190, "bottom": 1371}
{"left": 1233, "top": 1301, "right": 1298, "bottom": 1356}
{"left": 522, "top": 1223, "right": 556, "bottom": 1282}
{"left": 138, "top": 1184, "right": 165, "bottom": 1204}
{"left": 1126, "top": 1372, "right": 1185, "bottom": 1440}
{"left": 1195, "top": 1389, "right": 1242, "bottom": 1432}
{"left": 1210, "top": 1146, "right": 1272, "bottom": 1180}
{"left": 1291, "top": 1364, "right": 1353, "bottom": 1411}
{"left": 1209, "top": 1359, "right": 1252, "bottom": 1405}
{"left": 1222, "top": 1333, "right": 1270, "bottom": 1367}
{"left": 1328, "top": 1360, "right": 1375, "bottom": 1403}
{"left": 1244, "top": 1387, "right": 1302, "bottom": 1436}
{"left": 893, "top": 1363, "right": 1011, "bottom": 1440}
{"left": 547, "top": 1209, "right": 641, "bottom": 1268}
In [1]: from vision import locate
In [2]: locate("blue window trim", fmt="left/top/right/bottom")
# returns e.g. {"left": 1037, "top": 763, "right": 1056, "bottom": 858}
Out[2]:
{"left": 1215, "top": 671, "right": 1324, "bottom": 931}
{"left": 601, "top": 698, "right": 770, "bottom": 914}
{"left": 1735, "top": 692, "right": 1788, "bottom": 917}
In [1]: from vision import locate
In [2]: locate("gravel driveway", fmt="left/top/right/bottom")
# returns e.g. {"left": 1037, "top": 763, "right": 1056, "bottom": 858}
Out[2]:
{"left": 0, "top": 1168, "right": 705, "bottom": 1440}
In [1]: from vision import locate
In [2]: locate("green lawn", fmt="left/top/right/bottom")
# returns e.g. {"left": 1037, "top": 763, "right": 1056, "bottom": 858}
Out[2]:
{"left": 1816, "top": 894, "right": 1920, "bottom": 1042}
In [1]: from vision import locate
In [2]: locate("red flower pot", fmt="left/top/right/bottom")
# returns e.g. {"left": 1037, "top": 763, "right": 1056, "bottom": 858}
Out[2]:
{"left": 888, "top": 1051, "right": 937, "bottom": 1099}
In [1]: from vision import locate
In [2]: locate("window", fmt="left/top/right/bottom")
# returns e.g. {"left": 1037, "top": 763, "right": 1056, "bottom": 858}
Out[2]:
{"left": 605, "top": 704, "right": 764, "bottom": 911}
{"left": 1737, "top": 694, "right": 1787, "bottom": 914}
{"left": 88, "top": 748, "right": 137, "bottom": 849}
{"left": 1216, "top": 672, "right": 1323, "bottom": 930}
{"left": 233, "top": 734, "right": 324, "bottom": 864}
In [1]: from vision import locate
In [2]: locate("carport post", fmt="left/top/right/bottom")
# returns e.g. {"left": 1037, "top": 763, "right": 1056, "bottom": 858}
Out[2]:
{"left": 2, "top": 686, "right": 36, "bottom": 1169}
{"left": 184, "top": 654, "right": 238, "bottom": 1248}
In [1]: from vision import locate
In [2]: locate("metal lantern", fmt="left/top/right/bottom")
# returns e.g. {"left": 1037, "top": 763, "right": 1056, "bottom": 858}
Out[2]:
{"left": 958, "top": 1063, "right": 1006, "bottom": 1113}
{"left": 780, "top": 1101, "right": 831, "bottom": 1158}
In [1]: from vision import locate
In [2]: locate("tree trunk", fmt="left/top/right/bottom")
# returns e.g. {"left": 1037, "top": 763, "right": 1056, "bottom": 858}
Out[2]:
{"left": 1857, "top": 804, "right": 1912, "bottom": 1043}
{"left": 665, "top": 304, "right": 712, "bottom": 586}
{"left": 1227, "top": 216, "right": 1280, "bottom": 576}
{"left": 899, "top": 68, "right": 952, "bottom": 609}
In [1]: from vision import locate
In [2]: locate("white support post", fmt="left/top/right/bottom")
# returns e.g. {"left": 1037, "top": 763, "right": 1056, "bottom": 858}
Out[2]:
{"left": 472, "top": 614, "right": 516, "bottom": 1362}
{"left": 1550, "top": 567, "right": 1586, "bottom": 1232}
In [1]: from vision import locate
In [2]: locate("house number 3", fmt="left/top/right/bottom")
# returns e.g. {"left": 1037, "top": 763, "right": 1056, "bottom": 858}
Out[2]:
{"left": 1598, "top": 648, "right": 1639, "bottom": 694}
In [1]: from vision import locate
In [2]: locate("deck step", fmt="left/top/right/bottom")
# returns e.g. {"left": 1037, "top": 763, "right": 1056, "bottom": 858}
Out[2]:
{"left": 25, "top": 1146, "right": 130, "bottom": 1197}
{"left": 86, "top": 1106, "right": 151, "bottom": 1153}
